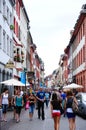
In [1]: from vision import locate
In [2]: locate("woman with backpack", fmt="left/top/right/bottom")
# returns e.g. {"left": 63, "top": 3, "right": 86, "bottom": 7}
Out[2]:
{"left": 65, "top": 90, "right": 78, "bottom": 130}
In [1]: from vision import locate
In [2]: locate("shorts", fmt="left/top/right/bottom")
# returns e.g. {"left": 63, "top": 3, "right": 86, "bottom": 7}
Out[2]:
{"left": 16, "top": 106, "right": 22, "bottom": 114}
{"left": 29, "top": 105, "right": 35, "bottom": 113}
{"left": 52, "top": 110, "right": 61, "bottom": 117}
{"left": 66, "top": 112, "right": 76, "bottom": 119}
{"left": 2, "top": 104, "right": 8, "bottom": 113}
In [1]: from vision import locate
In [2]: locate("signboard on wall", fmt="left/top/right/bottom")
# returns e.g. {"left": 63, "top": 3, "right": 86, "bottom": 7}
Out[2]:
{"left": 5, "top": 59, "right": 15, "bottom": 68}
{"left": 20, "top": 72, "right": 26, "bottom": 84}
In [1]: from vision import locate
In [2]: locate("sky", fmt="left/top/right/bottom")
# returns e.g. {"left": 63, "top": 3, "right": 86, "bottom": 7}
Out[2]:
{"left": 23, "top": 0, "right": 86, "bottom": 76}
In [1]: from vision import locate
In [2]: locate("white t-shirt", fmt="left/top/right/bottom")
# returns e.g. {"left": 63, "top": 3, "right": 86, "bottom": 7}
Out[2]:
{"left": 2, "top": 93, "right": 9, "bottom": 105}
{"left": 20, "top": 91, "right": 23, "bottom": 96}
{"left": 66, "top": 108, "right": 73, "bottom": 113}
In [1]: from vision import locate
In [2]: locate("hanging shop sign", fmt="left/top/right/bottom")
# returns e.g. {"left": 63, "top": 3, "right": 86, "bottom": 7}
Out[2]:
{"left": 5, "top": 59, "right": 15, "bottom": 68}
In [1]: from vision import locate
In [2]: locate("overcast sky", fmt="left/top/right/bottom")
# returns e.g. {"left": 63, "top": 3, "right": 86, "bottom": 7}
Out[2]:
{"left": 23, "top": 0, "right": 86, "bottom": 76}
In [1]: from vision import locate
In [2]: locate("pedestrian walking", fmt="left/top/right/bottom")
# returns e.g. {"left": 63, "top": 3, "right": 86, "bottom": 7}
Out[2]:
{"left": 23, "top": 92, "right": 29, "bottom": 110}
{"left": 28, "top": 92, "right": 36, "bottom": 121}
{"left": 14, "top": 89, "right": 23, "bottom": 123}
{"left": 11, "top": 89, "right": 18, "bottom": 120}
{"left": 65, "top": 90, "right": 78, "bottom": 130}
{"left": 36, "top": 87, "right": 45, "bottom": 120}
{"left": 50, "top": 92, "right": 62, "bottom": 130}
{"left": 45, "top": 89, "right": 51, "bottom": 108}
{"left": 0, "top": 94, "right": 2, "bottom": 121}
{"left": 1, "top": 88, "right": 9, "bottom": 122}
{"left": 61, "top": 90, "right": 66, "bottom": 117}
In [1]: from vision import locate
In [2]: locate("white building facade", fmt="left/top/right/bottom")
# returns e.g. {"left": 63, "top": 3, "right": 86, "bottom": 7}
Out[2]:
{"left": 0, "top": 0, "right": 14, "bottom": 93}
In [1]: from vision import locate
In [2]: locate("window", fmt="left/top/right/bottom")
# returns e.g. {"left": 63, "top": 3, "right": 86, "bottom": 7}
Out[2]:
{"left": 10, "top": 39, "right": 13, "bottom": 57}
{"left": 2, "top": 70, "right": 5, "bottom": 81}
{"left": 14, "top": 17, "right": 16, "bottom": 33}
{"left": 0, "top": 26, "right": 2, "bottom": 48}
{"left": 10, "top": 12, "right": 12, "bottom": 24}
{"left": 7, "top": 35, "right": 9, "bottom": 55}
{"left": 16, "top": 22, "right": 18, "bottom": 37}
{"left": 83, "top": 23, "right": 85, "bottom": 36}
{"left": 83, "top": 46, "right": 85, "bottom": 62}
{"left": 3, "top": 0, "right": 6, "bottom": 16}
{"left": 81, "top": 49, "right": 82, "bottom": 64}
{"left": 0, "top": 69, "right": 1, "bottom": 82}
{"left": 0, "top": 0, "right": 2, "bottom": 12}
{"left": 7, "top": 6, "right": 9, "bottom": 24}
{"left": 3, "top": 30, "right": 6, "bottom": 52}
{"left": 16, "top": 0, "right": 18, "bottom": 15}
{"left": 18, "top": 26, "right": 20, "bottom": 40}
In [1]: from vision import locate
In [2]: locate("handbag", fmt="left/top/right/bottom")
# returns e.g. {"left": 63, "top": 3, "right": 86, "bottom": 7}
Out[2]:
{"left": 25, "top": 101, "right": 29, "bottom": 110}
{"left": 72, "top": 98, "right": 78, "bottom": 114}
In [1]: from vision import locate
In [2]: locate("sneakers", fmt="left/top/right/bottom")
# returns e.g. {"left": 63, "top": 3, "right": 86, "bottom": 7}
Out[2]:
{"left": 4, "top": 119, "right": 7, "bottom": 122}
{"left": 1, "top": 119, "right": 4, "bottom": 122}
{"left": 16, "top": 120, "right": 20, "bottom": 123}
{"left": 38, "top": 117, "right": 40, "bottom": 119}
{"left": 29, "top": 118, "right": 32, "bottom": 121}
{"left": 1, "top": 119, "right": 7, "bottom": 122}
{"left": 42, "top": 118, "right": 45, "bottom": 120}
{"left": 16, "top": 119, "right": 20, "bottom": 123}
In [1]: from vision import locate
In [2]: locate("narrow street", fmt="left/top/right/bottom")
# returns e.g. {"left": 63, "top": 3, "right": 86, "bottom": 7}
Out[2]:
{"left": 1, "top": 105, "right": 86, "bottom": 130}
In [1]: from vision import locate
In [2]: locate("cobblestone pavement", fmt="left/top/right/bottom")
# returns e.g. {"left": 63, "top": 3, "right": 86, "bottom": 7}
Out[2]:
{"left": 0, "top": 106, "right": 86, "bottom": 130}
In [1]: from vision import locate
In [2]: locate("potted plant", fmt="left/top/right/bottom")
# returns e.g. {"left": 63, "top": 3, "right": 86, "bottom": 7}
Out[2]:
{"left": 10, "top": 25, "right": 14, "bottom": 30}
{"left": 16, "top": 55, "right": 21, "bottom": 62}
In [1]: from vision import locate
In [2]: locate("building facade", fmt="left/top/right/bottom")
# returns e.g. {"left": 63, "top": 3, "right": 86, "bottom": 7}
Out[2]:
{"left": 0, "top": 0, "right": 15, "bottom": 93}
{"left": 62, "top": 5, "right": 86, "bottom": 92}
{"left": 0, "top": 0, "right": 45, "bottom": 94}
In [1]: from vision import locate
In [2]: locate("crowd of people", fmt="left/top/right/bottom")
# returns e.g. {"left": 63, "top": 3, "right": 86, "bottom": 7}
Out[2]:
{"left": 0, "top": 86, "right": 78, "bottom": 130}
{"left": 0, "top": 86, "right": 51, "bottom": 122}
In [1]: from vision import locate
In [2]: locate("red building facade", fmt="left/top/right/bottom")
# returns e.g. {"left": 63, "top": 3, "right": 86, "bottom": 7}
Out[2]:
{"left": 64, "top": 5, "right": 86, "bottom": 92}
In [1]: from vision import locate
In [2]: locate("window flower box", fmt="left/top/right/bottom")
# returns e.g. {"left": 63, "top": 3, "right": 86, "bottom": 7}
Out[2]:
{"left": 14, "top": 55, "right": 21, "bottom": 62}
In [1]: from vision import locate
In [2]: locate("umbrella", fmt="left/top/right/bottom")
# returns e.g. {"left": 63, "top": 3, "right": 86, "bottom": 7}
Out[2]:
{"left": 63, "top": 83, "right": 83, "bottom": 89}
{"left": 0, "top": 78, "right": 27, "bottom": 86}
{"left": 25, "top": 82, "right": 30, "bottom": 86}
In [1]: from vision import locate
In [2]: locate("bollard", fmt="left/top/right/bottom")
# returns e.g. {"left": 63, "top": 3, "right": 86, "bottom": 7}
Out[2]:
{"left": 0, "top": 108, "right": 2, "bottom": 130}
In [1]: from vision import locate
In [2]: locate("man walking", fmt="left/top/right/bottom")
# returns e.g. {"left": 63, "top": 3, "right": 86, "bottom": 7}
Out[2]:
{"left": 36, "top": 87, "right": 45, "bottom": 120}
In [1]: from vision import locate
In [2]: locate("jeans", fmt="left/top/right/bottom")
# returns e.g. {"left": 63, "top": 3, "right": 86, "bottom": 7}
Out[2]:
{"left": 45, "top": 99, "right": 49, "bottom": 107}
{"left": 38, "top": 101, "right": 45, "bottom": 120}
{"left": 2, "top": 104, "right": 8, "bottom": 113}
